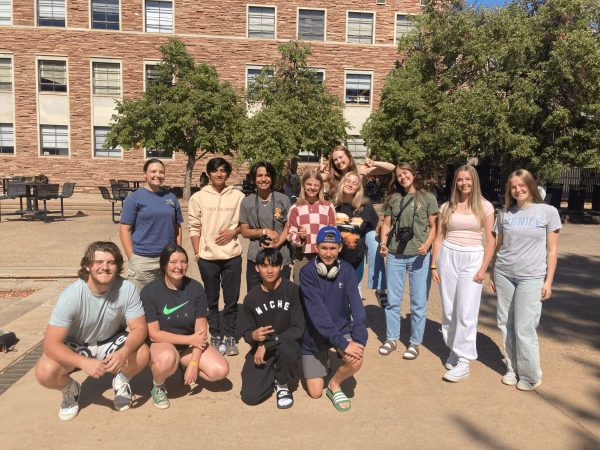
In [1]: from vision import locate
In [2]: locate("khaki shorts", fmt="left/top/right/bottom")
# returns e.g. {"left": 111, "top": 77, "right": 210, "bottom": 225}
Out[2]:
{"left": 302, "top": 334, "right": 351, "bottom": 379}
{"left": 127, "top": 253, "right": 161, "bottom": 293}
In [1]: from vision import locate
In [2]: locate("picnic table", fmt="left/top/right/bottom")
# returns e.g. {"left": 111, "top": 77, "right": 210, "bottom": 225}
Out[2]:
{"left": 129, "top": 181, "right": 144, "bottom": 188}
{"left": 14, "top": 182, "right": 60, "bottom": 223}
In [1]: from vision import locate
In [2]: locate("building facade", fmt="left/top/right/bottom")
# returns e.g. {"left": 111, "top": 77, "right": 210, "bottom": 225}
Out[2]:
{"left": 0, "top": 0, "right": 421, "bottom": 192}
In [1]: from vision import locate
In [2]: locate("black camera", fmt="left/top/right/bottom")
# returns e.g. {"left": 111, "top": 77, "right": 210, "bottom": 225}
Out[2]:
{"left": 258, "top": 235, "right": 272, "bottom": 247}
{"left": 395, "top": 226, "right": 414, "bottom": 244}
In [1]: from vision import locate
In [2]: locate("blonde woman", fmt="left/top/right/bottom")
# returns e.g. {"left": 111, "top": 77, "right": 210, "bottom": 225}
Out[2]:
{"left": 490, "top": 169, "right": 560, "bottom": 391}
{"left": 431, "top": 165, "right": 495, "bottom": 382}
{"left": 332, "top": 172, "right": 380, "bottom": 293}
{"left": 287, "top": 170, "right": 336, "bottom": 284}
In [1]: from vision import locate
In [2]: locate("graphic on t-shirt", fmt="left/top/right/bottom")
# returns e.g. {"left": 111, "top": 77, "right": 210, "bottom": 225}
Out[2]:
{"left": 165, "top": 199, "right": 175, "bottom": 207}
{"left": 336, "top": 212, "right": 362, "bottom": 249}
{"left": 275, "top": 207, "right": 282, "bottom": 219}
{"left": 163, "top": 301, "right": 189, "bottom": 315}
{"left": 502, "top": 216, "right": 541, "bottom": 230}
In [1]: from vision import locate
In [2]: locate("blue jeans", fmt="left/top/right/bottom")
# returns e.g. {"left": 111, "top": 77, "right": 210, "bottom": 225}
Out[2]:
{"left": 385, "top": 252, "right": 431, "bottom": 344}
{"left": 495, "top": 270, "right": 544, "bottom": 384}
{"left": 366, "top": 230, "right": 387, "bottom": 290}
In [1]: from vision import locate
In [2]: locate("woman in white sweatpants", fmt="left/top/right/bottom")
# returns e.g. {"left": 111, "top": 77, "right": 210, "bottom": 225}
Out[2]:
{"left": 431, "top": 165, "right": 495, "bottom": 382}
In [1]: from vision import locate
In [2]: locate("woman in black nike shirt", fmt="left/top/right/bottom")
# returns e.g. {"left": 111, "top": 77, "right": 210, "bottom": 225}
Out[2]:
{"left": 141, "top": 244, "right": 229, "bottom": 410}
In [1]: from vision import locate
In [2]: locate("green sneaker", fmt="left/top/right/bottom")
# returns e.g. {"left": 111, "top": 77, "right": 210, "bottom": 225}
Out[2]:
{"left": 151, "top": 384, "right": 170, "bottom": 410}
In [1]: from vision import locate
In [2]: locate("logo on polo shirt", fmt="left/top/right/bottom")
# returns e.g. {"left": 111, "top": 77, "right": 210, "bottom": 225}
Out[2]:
{"left": 339, "top": 282, "right": 343, "bottom": 288}
{"left": 165, "top": 199, "right": 175, "bottom": 207}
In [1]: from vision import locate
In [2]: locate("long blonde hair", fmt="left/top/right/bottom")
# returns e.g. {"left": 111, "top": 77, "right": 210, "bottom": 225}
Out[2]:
{"left": 295, "top": 169, "right": 326, "bottom": 206}
{"left": 332, "top": 172, "right": 367, "bottom": 214}
{"left": 327, "top": 145, "right": 359, "bottom": 195}
{"left": 441, "top": 165, "right": 487, "bottom": 234}
{"left": 504, "top": 169, "right": 544, "bottom": 211}
{"left": 383, "top": 162, "right": 430, "bottom": 210}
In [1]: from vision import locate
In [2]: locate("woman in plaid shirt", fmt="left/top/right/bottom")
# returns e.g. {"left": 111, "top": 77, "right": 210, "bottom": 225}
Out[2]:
{"left": 287, "top": 169, "right": 336, "bottom": 284}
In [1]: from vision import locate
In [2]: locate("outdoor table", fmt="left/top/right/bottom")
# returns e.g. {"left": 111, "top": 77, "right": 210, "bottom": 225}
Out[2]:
{"left": 129, "top": 181, "right": 144, "bottom": 188}
{"left": 14, "top": 182, "right": 60, "bottom": 223}
{"left": 0, "top": 177, "right": 11, "bottom": 195}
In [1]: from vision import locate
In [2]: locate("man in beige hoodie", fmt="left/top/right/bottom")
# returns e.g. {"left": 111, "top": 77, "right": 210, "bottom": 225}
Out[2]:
{"left": 189, "top": 157, "right": 244, "bottom": 356}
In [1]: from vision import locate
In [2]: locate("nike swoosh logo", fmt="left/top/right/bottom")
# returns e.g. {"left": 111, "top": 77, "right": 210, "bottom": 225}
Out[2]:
{"left": 163, "top": 302, "right": 189, "bottom": 315}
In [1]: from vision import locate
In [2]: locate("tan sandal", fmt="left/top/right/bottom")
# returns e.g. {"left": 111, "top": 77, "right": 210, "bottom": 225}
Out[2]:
{"left": 403, "top": 344, "right": 420, "bottom": 360}
{"left": 379, "top": 340, "right": 397, "bottom": 355}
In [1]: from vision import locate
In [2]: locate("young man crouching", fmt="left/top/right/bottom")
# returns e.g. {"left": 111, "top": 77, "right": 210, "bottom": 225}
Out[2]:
{"left": 240, "top": 248, "right": 304, "bottom": 409}
{"left": 299, "top": 227, "right": 368, "bottom": 412}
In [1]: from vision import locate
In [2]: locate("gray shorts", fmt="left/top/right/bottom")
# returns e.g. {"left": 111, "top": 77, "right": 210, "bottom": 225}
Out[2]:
{"left": 302, "top": 334, "right": 351, "bottom": 379}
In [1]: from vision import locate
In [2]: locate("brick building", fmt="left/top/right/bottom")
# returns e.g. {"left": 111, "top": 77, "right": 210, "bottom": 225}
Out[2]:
{"left": 0, "top": 0, "right": 421, "bottom": 192}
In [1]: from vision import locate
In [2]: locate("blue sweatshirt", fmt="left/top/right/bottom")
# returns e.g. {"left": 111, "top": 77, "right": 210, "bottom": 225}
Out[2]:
{"left": 298, "top": 258, "right": 368, "bottom": 355}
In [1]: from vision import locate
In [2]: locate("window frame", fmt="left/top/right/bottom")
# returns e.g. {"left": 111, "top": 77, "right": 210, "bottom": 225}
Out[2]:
{"left": 296, "top": 7, "right": 326, "bottom": 42}
{"left": 37, "top": 58, "right": 68, "bottom": 94}
{"left": 394, "top": 12, "right": 416, "bottom": 44}
{"left": 344, "top": 69, "right": 373, "bottom": 106}
{"left": 93, "top": 126, "right": 121, "bottom": 158}
{"left": 246, "top": 4, "right": 277, "bottom": 40}
{"left": 0, "top": 123, "right": 15, "bottom": 155}
{"left": 37, "top": 0, "right": 66, "bottom": 28}
{"left": 0, "top": 55, "right": 13, "bottom": 92}
{"left": 144, "top": 0, "right": 174, "bottom": 34}
{"left": 40, "top": 124, "right": 69, "bottom": 157}
{"left": 90, "top": 0, "right": 121, "bottom": 31}
{"left": 91, "top": 59, "right": 122, "bottom": 96}
{"left": 144, "top": 148, "right": 174, "bottom": 160}
{"left": 0, "top": 0, "right": 12, "bottom": 26}
{"left": 144, "top": 61, "right": 174, "bottom": 91}
{"left": 346, "top": 10, "right": 375, "bottom": 45}
{"left": 347, "top": 135, "right": 368, "bottom": 160}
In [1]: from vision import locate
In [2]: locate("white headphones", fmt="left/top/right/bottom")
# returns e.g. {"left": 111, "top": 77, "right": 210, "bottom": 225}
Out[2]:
{"left": 314, "top": 257, "right": 340, "bottom": 280}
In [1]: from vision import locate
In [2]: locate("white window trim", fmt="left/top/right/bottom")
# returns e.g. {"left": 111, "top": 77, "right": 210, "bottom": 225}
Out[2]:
{"left": 345, "top": 10, "right": 376, "bottom": 45}
{"left": 344, "top": 68, "right": 374, "bottom": 108}
{"left": 0, "top": 0, "right": 13, "bottom": 26}
{"left": 37, "top": 0, "right": 67, "bottom": 28}
{"left": 89, "top": 0, "right": 122, "bottom": 32}
{"left": 245, "top": 63, "right": 266, "bottom": 91}
{"left": 89, "top": 56, "right": 123, "bottom": 97}
{"left": 144, "top": 59, "right": 160, "bottom": 92}
{"left": 144, "top": 0, "right": 175, "bottom": 34}
{"left": 394, "top": 12, "right": 416, "bottom": 44}
{"left": 143, "top": 148, "right": 175, "bottom": 160}
{"left": 0, "top": 52, "right": 16, "bottom": 156}
{"left": 246, "top": 4, "right": 277, "bottom": 40}
{"left": 296, "top": 7, "right": 326, "bottom": 42}
{"left": 39, "top": 124, "right": 71, "bottom": 158}
{"left": 92, "top": 126, "right": 122, "bottom": 159}
{"left": 35, "top": 54, "right": 69, "bottom": 95}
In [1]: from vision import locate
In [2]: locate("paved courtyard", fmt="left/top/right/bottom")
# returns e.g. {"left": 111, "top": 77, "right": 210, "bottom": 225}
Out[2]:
{"left": 0, "top": 215, "right": 599, "bottom": 449}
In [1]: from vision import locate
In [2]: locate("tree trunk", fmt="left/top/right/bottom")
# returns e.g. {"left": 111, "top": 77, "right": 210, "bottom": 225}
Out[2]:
{"left": 183, "top": 152, "right": 196, "bottom": 201}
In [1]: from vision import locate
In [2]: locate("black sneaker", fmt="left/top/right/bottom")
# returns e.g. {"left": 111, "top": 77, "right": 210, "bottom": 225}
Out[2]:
{"left": 210, "top": 336, "right": 221, "bottom": 351}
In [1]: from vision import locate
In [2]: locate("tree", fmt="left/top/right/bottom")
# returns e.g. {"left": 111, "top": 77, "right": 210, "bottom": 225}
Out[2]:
{"left": 105, "top": 38, "right": 246, "bottom": 200}
{"left": 237, "top": 40, "right": 351, "bottom": 168}
{"left": 361, "top": 0, "right": 600, "bottom": 182}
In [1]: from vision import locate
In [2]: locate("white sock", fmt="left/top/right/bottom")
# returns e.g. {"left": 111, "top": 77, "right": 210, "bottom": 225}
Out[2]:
{"left": 276, "top": 382, "right": 292, "bottom": 407}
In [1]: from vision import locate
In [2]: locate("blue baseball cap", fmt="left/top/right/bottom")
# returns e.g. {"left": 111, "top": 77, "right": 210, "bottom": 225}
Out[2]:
{"left": 316, "top": 226, "right": 342, "bottom": 244}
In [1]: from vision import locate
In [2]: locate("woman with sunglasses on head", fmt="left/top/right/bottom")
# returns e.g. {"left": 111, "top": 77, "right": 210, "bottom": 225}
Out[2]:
{"left": 430, "top": 165, "right": 495, "bottom": 382}
{"left": 287, "top": 169, "right": 336, "bottom": 284}
{"left": 332, "top": 172, "right": 380, "bottom": 297}
{"left": 320, "top": 146, "right": 395, "bottom": 307}
{"left": 378, "top": 163, "right": 438, "bottom": 359}
{"left": 490, "top": 169, "right": 560, "bottom": 391}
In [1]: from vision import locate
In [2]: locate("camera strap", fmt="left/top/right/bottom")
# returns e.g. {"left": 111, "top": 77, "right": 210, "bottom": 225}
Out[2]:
{"left": 255, "top": 192, "right": 276, "bottom": 232}
{"left": 389, "top": 195, "right": 414, "bottom": 237}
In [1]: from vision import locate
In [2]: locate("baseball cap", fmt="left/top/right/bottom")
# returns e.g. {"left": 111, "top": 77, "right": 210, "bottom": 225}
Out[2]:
{"left": 316, "top": 226, "right": 342, "bottom": 244}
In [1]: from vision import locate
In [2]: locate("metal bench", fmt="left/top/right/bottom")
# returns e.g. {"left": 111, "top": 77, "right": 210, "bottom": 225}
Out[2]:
{"left": 99, "top": 186, "right": 124, "bottom": 223}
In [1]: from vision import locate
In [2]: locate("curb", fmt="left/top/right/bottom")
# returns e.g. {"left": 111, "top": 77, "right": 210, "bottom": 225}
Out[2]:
{"left": 0, "top": 268, "right": 79, "bottom": 280}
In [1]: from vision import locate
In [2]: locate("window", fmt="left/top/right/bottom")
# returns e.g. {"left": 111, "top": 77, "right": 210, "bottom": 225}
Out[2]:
{"left": 248, "top": 6, "right": 275, "bottom": 39}
{"left": 146, "top": 1, "right": 172, "bottom": 33}
{"left": 247, "top": 68, "right": 262, "bottom": 84}
{"left": 298, "top": 9, "right": 324, "bottom": 41}
{"left": 345, "top": 74, "right": 371, "bottom": 104}
{"left": 396, "top": 14, "right": 415, "bottom": 42}
{"left": 93, "top": 62, "right": 120, "bottom": 95}
{"left": 92, "top": 0, "right": 119, "bottom": 30}
{"left": 38, "top": 0, "right": 65, "bottom": 27}
{"left": 39, "top": 60, "right": 67, "bottom": 93}
{"left": 0, "top": 0, "right": 11, "bottom": 25}
{"left": 347, "top": 136, "right": 368, "bottom": 159}
{"left": 146, "top": 149, "right": 172, "bottom": 159}
{"left": 0, "top": 58, "right": 11, "bottom": 90}
{"left": 94, "top": 127, "right": 121, "bottom": 157}
{"left": 0, "top": 124, "right": 14, "bottom": 155}
{"left": 347, "top": 12, "right": 373, "bottom": 44}
{"left": 41, "top": 125, "right": 68, "bottom": 156}
{"left": 145, "top": 64, "right": 173, "bottom": 87}
{"left": 420, "top": 0, "right": 427, "bottom": 6}
{"left": 316, "top": 71, "right": 323, "bottom": 84}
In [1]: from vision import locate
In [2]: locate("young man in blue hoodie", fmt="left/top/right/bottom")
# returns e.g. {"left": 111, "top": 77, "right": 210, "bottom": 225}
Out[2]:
{"left": 299, "top": 226, "right": 368, "bottom": 412}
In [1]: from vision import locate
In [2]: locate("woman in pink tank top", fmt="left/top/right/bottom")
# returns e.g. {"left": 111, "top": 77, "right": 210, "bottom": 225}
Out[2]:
{"left": 430, "top": 165, "right": 495, "bottom": 382}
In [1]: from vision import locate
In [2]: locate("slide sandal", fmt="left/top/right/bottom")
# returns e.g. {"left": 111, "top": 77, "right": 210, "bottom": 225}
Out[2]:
{"left": 326, "top": 388, "right": 351, "bottom": 412}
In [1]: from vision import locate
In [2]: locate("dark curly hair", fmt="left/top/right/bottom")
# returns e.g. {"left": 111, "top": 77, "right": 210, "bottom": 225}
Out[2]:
{"left": 78, "top": 241, "right": 124, "bottom": 281}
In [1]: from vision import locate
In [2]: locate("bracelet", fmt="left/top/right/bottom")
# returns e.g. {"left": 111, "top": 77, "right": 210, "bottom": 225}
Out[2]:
{"left": 380, "top": 243, "right": 387, "bottom": 248}
{"left": 189, "top": 361, "right": 198, "bottom": 367}
{"left": 263, "top": 229, "right": 266, "bottom": 235}
{"left": 430, "top": 265, "right": 437, "bottom": 269}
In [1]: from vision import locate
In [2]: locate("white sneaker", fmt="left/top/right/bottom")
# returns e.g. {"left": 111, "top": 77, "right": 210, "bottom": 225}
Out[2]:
{"left": 112, "top": 375, "right": 133, "bottom": 412}
{"left": 501, "top": 372, "right": 518, "bottom": 386}
{"left": 443, "top": 361, "right": 470, "bottom": 382}
{"left": 59, "top": 380, "right": 81, "bottom": 421}
{"left": 445, "top": 351, "right": 458, "bottom": 370}
{"left": 517, "top": 379, "right": 542, "bottom": 391}
{"left": 218, "top": 342, "right": 226, "bottom": 355}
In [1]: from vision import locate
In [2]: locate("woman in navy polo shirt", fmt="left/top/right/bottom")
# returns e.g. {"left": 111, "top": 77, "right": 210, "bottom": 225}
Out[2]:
{"left": 120, "top": 158, "right": 184, "bottom": 292}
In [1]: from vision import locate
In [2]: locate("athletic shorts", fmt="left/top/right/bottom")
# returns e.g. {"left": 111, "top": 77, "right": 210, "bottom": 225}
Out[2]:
{"left": 302, "top": 334, "right": 351, "bottom": 379}
{"left": 64, "top": 331, "right": 128, "bottom": 361}
{"left": 145, "top": 339, "right": 189, "bottom": 354}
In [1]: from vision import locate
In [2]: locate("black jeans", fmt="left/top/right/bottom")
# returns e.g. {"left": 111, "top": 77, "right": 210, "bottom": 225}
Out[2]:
{"left": 240, "top": 340, "right": 301, "bottom": 406}
{"left": 246, "top": 260, "right": 291, "bottom": 293}
{"left": 197, "top": 255, "right": 242, "bottom": 339}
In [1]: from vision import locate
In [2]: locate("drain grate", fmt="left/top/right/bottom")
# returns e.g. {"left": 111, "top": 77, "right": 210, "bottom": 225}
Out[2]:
{"left": 0, "top": 341, "right": 44, "bottom": 396}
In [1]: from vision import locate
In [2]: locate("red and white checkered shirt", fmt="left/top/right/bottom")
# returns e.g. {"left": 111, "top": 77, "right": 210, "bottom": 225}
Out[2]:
{"left": 287, "top": 201, "right": 336, "bottom": 254}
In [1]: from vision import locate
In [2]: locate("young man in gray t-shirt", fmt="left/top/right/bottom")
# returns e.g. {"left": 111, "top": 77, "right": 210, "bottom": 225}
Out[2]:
{"left": 240, "top": 161, "right": 292, "bottom": 293}
{"left": 35, "top": 242, "right": 149, "bottom": 421}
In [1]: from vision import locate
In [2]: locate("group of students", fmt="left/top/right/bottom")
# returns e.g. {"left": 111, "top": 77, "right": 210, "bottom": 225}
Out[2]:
{"left": 35, "top": 148, "right": 561, "bottom": 421}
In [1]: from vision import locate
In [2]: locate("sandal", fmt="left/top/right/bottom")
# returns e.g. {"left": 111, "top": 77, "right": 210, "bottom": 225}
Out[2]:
{"left": 403, "top": 344, "right": 420, "bottom": 360}
{"left": 379, "top": 340, "right": 397, "bottom": 355}
{"left": 326, "top": 388, "right": 351, "bottom": 412}
{"left": 276, "top": 389, "right": 294, "bottom": 410}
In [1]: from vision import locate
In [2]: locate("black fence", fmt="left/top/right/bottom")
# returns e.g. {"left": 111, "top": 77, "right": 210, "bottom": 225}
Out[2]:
{"left": 557, "top": 168, "right": 600, "bottom": 202}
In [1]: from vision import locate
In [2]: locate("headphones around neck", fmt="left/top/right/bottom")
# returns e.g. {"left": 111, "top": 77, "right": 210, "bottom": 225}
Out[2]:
{"left": 314, "top": 257, "right": 341, "bottom": 280}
